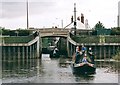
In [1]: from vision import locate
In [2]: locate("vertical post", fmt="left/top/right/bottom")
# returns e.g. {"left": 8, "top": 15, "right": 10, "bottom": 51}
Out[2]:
{"left": 26, "top": 46, "right": 28, "bottom": 69}
{"left": 34, "top": 43, "right": 37, "bottom": 58}
{"left": 100, "top": 46, "right": 102, "bottom": 59}
{"left": 26, "top": 0, "right": 29, "bottom": 29}
{"left": 8, "top": 46, "right": 11, "bottom": 61}
{"left": 13, "top": 47, "right": 15, "bottom": 61}
{"left": 11, "top": 47, "right": 13, "bottom": 61}
{"left": 99, "top": 46, "right": 102, "bottom": 68}
{"left": 103, "top": 46, "right": 106, "bottom": 66}
{"left": 40, "top": 36, "right": 42, "bottom": 57}
{"left": 18, "top": 47, "right": 20, "bottom": 74}
{"left": 31, "top": 45, "right": 33, "bottom": 65}
{"left": 18, "top": 47, "right": 20, "bottom": 59}
{"left": 30, "top": 46, "right": 32, "bottom": 68}
{"left": 67, "top": 38, "right": 70, "bottom": 57}
{"left": 95, "top": 46, "right": 97, "bottom": 59}
{"left": 29, "top": 46, "right": 31, "bottom": 59}
{"left": 104, "top": 46, "right": 106, "bottom": 60}
{"left": 61, "top": 19, "right": 63, "bottom": 28}
{"left": 74, "top": 3, "right": 77, "bottom": 35}
{"left": 37, "top": 37, "right": 40, "bottom": 58}
{"left": 26, "top": 46, "right": 28, "bottom": 60}
{"left": 113, "top": 45, "right": 115, "bottom": 56}
{"left": 118, "top": 15, "right": 119, "bottom": 27}
{"left": 22, "top": 46, "right": 24, "bottom": 66}
{"left": 37, "top": 57, "right": 40, "bottom": 76}
{"left": 108, "top": 45, "right": 111, "bottom": 60}
{"left": 32, "top": 43, "right": 35, "bottom": 59}
{"left": 3, "top": 47, "right": 5, "bottom": 61}
{"left": 30, "top": 46, "right": 31, "bottom": 69}
{"left": 71, "top": 44, "right": 73, "bottom": 57}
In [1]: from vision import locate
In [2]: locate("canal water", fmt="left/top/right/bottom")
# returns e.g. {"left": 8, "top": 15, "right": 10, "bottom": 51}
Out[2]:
{"left": 2, "top": 54, "right": 119, "bottom": 84}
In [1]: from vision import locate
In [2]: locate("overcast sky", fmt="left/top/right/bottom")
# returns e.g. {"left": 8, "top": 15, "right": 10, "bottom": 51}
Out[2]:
{"left": 0, "top": 0, "right": 120, "bottom": 29}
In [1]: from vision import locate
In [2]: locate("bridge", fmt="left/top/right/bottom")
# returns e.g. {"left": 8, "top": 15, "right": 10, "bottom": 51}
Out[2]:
{"left": 1, "top": 27, "right": 120, "bottom": 59}
{"left": 36, "top": 28, "right": 70, "bottom": 38}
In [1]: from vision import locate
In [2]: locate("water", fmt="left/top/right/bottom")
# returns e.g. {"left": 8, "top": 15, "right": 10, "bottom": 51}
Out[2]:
{"left": 2, "top": 53, "right": 119, "bottom": 83}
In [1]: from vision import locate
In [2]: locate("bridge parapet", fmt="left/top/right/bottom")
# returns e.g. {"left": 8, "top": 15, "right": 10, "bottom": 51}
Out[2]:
{"left": 38, "top": 28, "right": 70, "bottom": 37}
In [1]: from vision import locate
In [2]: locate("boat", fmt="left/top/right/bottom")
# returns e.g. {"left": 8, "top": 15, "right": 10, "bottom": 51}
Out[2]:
{"left": 72, "top": 62, "right": 96, "bottom": 74}
{"left": 71, "top": 52, "right": 96, "bottom": 74}
{"left": 50, "top": 47, "right": 60, "bottom": 58}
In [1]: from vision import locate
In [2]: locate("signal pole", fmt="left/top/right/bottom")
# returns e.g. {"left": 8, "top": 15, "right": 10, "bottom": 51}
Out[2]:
{"left": 74, "top": 3, "right": 77, "bottom": 35}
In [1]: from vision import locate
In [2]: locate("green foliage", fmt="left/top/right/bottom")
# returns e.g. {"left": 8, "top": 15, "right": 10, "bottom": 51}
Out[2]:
{"left": 105, "top": 36, "right": 120, "bottom": 43}
{"left": 111, "top": 27, "right": 120, "bottom": 35}
{"left": 4, "top": 36, "right": 33, "bottom": 43}
{"left": 93, "top": 21, "right": 105, "bottom": 30}
{"left": 1, "top": 28, "right": 32, "bottom": 36}
{"left": 1, "top": 28, "right": 10, "bottom": 36}
{"left": 71, "top": 35, "right": 120, "bottom": 43}
{"left": 16, "top": 29, "right": 32, "bottom": 36}
{"left": 113, "top": 51, "right": 120, "bottom": 61}
{"left": 71, "top": 35, "right": 99, "bottom": 43}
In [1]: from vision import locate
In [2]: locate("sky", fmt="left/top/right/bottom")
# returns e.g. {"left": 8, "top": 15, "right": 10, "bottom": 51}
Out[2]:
{"left": 0, "top": 0, "right": 120, "bottom": 29}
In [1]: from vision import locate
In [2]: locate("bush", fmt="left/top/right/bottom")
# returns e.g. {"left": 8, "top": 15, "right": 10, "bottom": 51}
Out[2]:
{"left": 1, "top": 28, "right": 32, "bottom": 36}
{"left": 113, "top": 51, "right": 120, "bottom": 61}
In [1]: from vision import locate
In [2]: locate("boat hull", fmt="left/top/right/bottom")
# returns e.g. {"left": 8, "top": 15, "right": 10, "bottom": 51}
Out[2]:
{"left": 72, "top": 63, "right": 96, "bottom": 74}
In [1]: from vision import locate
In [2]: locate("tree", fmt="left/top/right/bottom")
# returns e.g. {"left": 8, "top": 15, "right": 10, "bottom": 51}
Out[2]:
{"left": 93, "top": 21, "right": 105, "bottom": 30}
{"left": 111, "top": 27, "right": 120, "bottom": 35}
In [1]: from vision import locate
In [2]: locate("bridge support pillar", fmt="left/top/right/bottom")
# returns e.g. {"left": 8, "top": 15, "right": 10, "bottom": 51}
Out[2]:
{"left": 104, "top": 46, "right": 106, "bottom": 60}
{"left": 22, "top": 46, "right": 24, "bottom": 60}
{"left": 3, "top": 47, "right": 5, "bottom": 61}
{"left": 113, "top": 45, "right": 116, "bottom": 56}
{"left": 8, "top": 46, "right": 11, "bottom": 61}
{"left": 18, "top": 47, "right": 20, "bottom": 59}
{"left": 70, "top": 44, "right": 73, "bottom": 57}
{"left": 37, "top": 37, "right": 40, "bottom": 58}
{"left": 33, "top": 44, "right": 35, "bottom": 58}
{"left": 100, "top": 46, "right": 102, "bottom": 59}
{"left": 22, "top": 46, "right": 24, "bottom": 65}
{"left": 67, "top": 38, "right": 70, "bottom": 57}
{"left": 13, "top": 47, "right": 15, "bottom": 61}
{"left": 30, "top": 46, "right": 31, "bottom": 59}
{"left": 108, "top": 46, "right": 111, "bottom": 60}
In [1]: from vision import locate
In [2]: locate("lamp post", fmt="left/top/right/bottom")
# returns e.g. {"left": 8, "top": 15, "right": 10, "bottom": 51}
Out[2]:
{"left": 26, "top": 0, "right": 29, "bottom": 29}
{"left": 61, "top": 19, "right": 63, "bottom": 28}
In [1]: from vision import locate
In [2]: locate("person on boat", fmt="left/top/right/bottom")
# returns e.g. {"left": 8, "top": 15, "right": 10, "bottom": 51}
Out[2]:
{"left": 82, "top": 53, "right": 87, "bottom": 63}
{"left": 53, "top": 47, "right": 59, "bottom": 56}
{"left": 81, "top": 44, "right": 87, "bottom": 55}
{"left": 82, "top": 53, "right": 91, "bottom": 63}
{"left": 88, "top": 47, "right": 95, "bottom": 64}
{"left": 74, "top": 46, "right": 82, "bottom": 64}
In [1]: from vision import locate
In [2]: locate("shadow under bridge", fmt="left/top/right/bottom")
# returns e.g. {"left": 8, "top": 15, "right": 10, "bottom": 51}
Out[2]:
{"left": 39, "top": 28, "right": 73, "bottom": 57}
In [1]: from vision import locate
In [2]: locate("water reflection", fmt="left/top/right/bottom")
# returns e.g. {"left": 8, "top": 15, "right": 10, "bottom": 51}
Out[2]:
{"left": 2, "top": 52, "right": 119, "bottom": 83}
{"left": 74, "top": 74, "right": 95, "bottom": 83}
